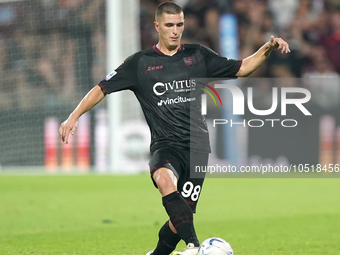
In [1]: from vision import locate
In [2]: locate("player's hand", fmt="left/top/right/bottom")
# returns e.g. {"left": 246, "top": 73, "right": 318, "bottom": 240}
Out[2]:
{"left": 268, "top": 35, "right": 291, "bottom": 54}
{"left": 59, "top": 116, "right": 78, "bottom": 144}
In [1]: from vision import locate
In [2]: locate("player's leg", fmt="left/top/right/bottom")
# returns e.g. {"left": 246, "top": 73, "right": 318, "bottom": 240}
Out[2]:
{"left": 148, "top": 167, "right": 179, "bottom": 255}
{"left": 171, "top": 151, "right": 208, "bottom": 255}
{"left": 154, "top": 166, "right": 199, "bottom": 244}
{"left": 149, "top": 219, "right": 181, "bottom": 255}
{"left": 152, "top": 166, "right": 199, "bottom": 254}
{"left": 148, "top": 149, "right": 200, "bottom": 255}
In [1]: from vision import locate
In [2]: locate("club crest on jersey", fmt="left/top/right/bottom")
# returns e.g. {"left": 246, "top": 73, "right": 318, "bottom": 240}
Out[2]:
{"left": 104, "top": 71, "right": 117, "bottom": 81}
{"left": 183, "top": 56, "right": 195, "bottom": 67}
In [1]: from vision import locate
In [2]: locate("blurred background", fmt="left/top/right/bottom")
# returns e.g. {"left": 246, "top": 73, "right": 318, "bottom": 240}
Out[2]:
{"left": 0, "top": 0, "right": 339, "bottom": 173}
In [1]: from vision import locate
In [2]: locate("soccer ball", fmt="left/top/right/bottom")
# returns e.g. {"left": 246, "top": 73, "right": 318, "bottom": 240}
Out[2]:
{"left": 197, "top": 237, "right": 234, "bottom": 255}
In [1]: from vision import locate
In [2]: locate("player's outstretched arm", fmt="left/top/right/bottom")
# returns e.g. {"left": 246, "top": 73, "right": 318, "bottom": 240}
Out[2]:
{"left": 236, "top": 35, "right": 290, "bottom": 77}
{"left": 59, "top": 85, "right": 105, "bottom": 144}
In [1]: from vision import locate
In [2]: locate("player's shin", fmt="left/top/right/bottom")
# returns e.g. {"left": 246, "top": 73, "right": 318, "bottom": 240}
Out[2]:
{"left": 152, "top": 220, "right": 181, "bottom": 255}
{"left": 162, "top": 191, "right": 199, "bottom": 247}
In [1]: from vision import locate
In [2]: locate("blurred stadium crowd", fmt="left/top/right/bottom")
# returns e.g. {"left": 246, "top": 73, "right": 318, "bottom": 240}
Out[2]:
{"left": 0, "top": 0, "right": 106, "bottom": 110}
{"left": 0, "top": 0, "right": 339, "bottom": 110}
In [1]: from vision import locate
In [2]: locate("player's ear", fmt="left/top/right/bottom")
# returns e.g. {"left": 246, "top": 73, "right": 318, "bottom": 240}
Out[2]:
{"left": 154, "top": 21, "right": 159, "bottom": 33}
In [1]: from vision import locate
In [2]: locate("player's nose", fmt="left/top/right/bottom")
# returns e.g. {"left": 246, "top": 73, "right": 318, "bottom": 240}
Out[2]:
{"left": 173, "top": 26, "right": 178, "bottom": 35}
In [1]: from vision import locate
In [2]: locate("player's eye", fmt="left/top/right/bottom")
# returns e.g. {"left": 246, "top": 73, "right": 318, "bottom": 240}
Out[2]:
{"left": 165, "top": 23, "right": 174, "bottom": 27}
{"left": 177, "top": 23, "right": 184, "bottom": 27}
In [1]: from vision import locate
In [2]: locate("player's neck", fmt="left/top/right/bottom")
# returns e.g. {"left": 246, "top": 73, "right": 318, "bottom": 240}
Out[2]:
{"left": 156, "top": 42, "right": 181, "bottom": 56}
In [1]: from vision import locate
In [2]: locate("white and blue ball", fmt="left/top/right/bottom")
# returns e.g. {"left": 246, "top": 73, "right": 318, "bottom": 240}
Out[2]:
{"left": 197, "top": 237, "right": 234, "bottom": 255}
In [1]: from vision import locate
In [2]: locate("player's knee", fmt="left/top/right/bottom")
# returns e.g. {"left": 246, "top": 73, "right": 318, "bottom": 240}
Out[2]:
{"left": 157, "top": 176, "right": 176, "bottom": 193}
{"left": 153, "top": 168, "right": 177, "bottom": 196}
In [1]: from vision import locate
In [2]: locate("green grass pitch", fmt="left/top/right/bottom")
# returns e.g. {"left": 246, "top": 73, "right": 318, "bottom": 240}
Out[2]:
{"left": 0, "top": 174, "right": 339, "bottom": 255}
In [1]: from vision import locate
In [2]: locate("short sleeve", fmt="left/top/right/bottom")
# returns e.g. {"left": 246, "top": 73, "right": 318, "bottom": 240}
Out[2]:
{"left": 200, "top": 45, "right": 242, "bottom": 78}
{"left": 98, "top": 53, "right": 139, "bottom": 94}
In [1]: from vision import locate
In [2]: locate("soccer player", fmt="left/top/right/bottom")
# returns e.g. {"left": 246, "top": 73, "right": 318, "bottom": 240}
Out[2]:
{"left": 59, "top": 2, "right": 290, "bottom": 255}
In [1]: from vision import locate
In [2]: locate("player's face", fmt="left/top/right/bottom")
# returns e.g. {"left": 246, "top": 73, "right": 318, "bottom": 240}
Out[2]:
{"left": 155, "top": 12, "right": 185, "bottom": 50}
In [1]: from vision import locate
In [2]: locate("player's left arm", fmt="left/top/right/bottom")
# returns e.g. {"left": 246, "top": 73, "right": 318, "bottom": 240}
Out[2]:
{"left": 236, "top": 36, "right": 290, "bottom": 77}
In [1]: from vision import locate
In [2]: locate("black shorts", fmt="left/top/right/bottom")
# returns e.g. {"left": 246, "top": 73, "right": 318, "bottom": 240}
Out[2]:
{"left": 149, "top": 147, "right": 209, "bottom": 213}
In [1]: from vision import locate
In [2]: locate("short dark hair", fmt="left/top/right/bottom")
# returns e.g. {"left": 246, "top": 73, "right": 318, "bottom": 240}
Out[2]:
{"left": 155, "top": 1, "right": 183, "bottom": 21}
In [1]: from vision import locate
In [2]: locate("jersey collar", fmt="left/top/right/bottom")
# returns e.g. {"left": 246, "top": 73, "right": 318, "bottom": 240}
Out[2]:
{"left": 152, "top": 43, "right": 184, "bottom": 56}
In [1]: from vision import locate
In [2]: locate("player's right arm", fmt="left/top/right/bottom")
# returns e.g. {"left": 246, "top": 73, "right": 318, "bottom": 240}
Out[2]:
{"left": 60, "top": 51, "right": 140, "bottom": 143}
{"left": 59, "top": 85, "right": 105, "bottom": 144}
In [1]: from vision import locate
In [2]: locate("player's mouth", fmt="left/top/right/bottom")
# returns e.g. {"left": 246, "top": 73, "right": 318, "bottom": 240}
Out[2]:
{"left": 170, "top": 37, "right": 179, "bottom": 41}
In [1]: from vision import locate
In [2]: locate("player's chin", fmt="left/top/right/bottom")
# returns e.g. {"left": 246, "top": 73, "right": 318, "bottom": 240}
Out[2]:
{"left": 168, "top": 40, "right": 180, "bottom": 48}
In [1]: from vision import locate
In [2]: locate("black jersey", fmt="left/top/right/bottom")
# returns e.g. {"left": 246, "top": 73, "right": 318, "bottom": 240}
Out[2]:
{"left": 99, "top": 44, "right": 242, "bottom": 153}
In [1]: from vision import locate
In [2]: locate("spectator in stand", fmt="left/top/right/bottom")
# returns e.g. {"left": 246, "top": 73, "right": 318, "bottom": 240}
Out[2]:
{"left": 320, "top": 11, "right": 340, "bottom": 74}
{"left": 236, "top": 0, "right": 273, "bottom": 77}
{"left": 39, "top": 0, "right": 104, "bottom": 96}
{"left": 268, "top": 0, "right": 299, "bottom": 30}
{"left": 35, "top": 31, "right": 77, "bottom": 104}
{"left": 181, "top": 13, "right": 205, "bottom": 43}
{"left": 140, "top": 0, "right": 160, "bottom": 49}
{"left": 303, "top": 45, "right": 340, "bottom": 110}
{"left": 4, "top": 26, "right": 47, "bottom": 110}
{"left": 182, "top": 0, "right": 220, "bottom": 50}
